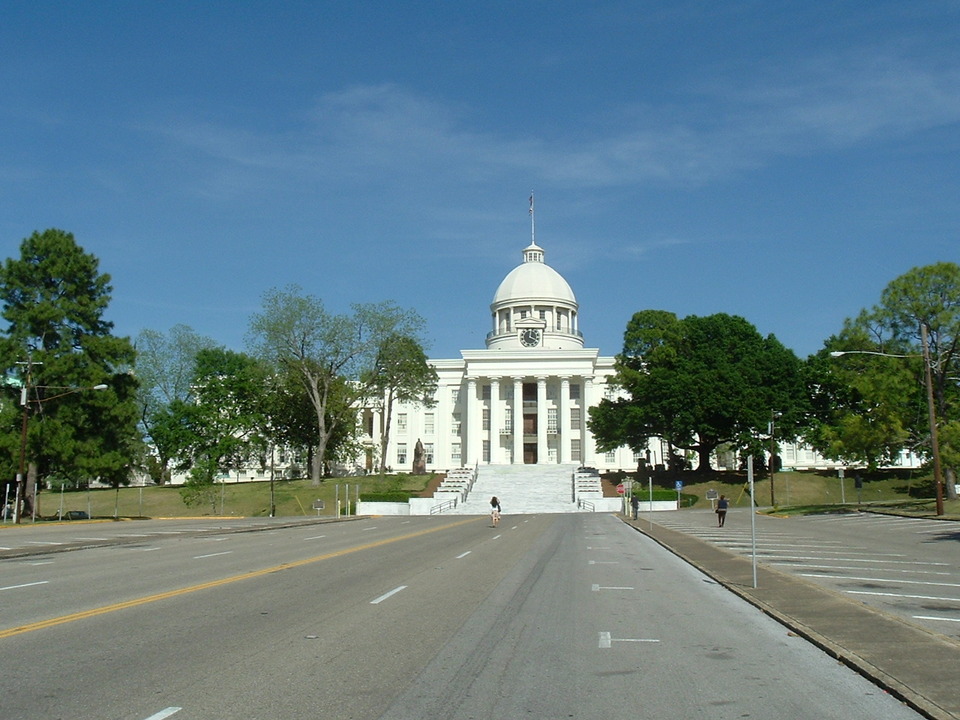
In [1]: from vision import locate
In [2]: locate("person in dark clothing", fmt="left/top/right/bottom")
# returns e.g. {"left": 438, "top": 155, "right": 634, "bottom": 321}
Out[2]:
{"left": 716, "top": 495, "right": 729, "bottom": 527}
{"left": 490, "top": 496, "right": 501, "bottom": 527}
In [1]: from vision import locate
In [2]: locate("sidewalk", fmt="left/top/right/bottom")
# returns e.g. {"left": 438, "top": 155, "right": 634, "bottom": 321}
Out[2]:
{"left": 620, "top": 513, "right": 960, "bottom": 720}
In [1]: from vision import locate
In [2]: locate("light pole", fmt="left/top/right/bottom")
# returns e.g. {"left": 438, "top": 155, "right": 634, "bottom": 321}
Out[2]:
{"left": 16, "top": 380, "right": 108, "bottom": 523}
{"left": 830, "top": 324, "right": 945, "bottom": 516}
{"left": 768, "top": 410, "right": 781, "bottom": 507}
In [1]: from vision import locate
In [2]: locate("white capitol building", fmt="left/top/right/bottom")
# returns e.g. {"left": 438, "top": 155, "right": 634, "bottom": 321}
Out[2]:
{"left": 354, "top": 234, "right": 923, "bottom": 481}
{"left": 357, "top": 236, "right": 654, "bottom": 474}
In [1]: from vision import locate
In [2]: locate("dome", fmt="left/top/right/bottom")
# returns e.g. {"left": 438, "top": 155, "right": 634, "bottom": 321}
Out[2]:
{"left": 492, "top": 242, "right": 576, "bottom": 306}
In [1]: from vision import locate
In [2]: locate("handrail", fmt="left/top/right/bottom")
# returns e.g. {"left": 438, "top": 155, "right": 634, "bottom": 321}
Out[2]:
{"left": 430, "top": 499, "right": 458, "bottom": 515}
{"left": 578, "top": 499, "right": 595, "bottom": 512}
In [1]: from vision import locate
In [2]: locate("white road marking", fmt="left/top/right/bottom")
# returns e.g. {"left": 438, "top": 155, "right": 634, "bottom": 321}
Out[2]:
{"left": 1, "top": 581, "right": 49, "bottom": 591}
{"left": 801, "top": 573, "right": 960, "bottom": 589}
{"left": 456, "top": 551, "right": 471, "bottom": 559}
{"left": 848, "top": 590, "right": 960, "bottom": 603}
{"left": 589, "top": 560, "right": 619, "bottom": 565}
{"left": 913, "top": 615, "right": 960, "bottom": 623}
{"left": 765, "top": 555, "right": 948, "bottom": 566}
{"left": 599, "top": 631, "right": 659, "bottom": 648}
{"left": 773, "top": 563, "right": 951, "bottom": 576}
{"left": 592, "top": 584, "right": 635, "bottom": 591}
{"left": 192, "top": 551, "right": 233, "bottom": 560}
{"left": 143, "top": 708, "right": 182, "bottom": 720}
{"left": 304, "top": 535, "right": 327, "bottom": 540}
{"left": 28, "top": 561, "right": 54, "bottom": 566}
{"left": 26, "top": 541, "right": 63, "bottom": 546}
{"left": 370, "top": 585, "right": 408, "bottom": 604}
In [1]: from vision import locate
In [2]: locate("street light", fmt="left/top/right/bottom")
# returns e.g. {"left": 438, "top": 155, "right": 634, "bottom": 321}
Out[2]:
{"left": 767, "top": 410, "right": 782, "bottom": 507}
{"left": 15, "top": 380, "right": 108, "bottom": 523}
{"left": 830, "top": 323, "right": 944, "bottom": 516}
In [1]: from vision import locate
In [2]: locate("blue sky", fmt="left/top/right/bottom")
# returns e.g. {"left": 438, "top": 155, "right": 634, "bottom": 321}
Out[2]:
{"left": 2, "top": 1, "right": 957, "bottom": 361}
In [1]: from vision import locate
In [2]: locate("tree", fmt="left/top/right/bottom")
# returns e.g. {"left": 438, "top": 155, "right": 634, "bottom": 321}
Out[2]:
{"left": 169, "top": 348, "right": 269, "bottom": 512}
{"left": 246, "top": 285, "right": 425, "bottom": 483}
{"left": 364, "top": 334, "right": 438, "bottom": 473}
{"left": 805, "top": 316, "right": 919, "bottom": 469}
{"left": 589, "top": 311, "right": 805, "bottom": 472}
{"left": 827, "top": 263, "right": 960, "bottom": 499}
{"left": 0, "top": 229, "right": 140, "bottom": 517}
{"left": 135, "top": 325, "right": 218, "bottom": 484}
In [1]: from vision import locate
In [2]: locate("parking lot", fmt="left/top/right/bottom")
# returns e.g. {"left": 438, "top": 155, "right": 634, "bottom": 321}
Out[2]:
{"left": 644, "top": 509, "right": 960, "bottom": 639}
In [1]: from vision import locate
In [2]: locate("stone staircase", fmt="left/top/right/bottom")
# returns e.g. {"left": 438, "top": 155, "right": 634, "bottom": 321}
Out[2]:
{"left": 451, "top": 464, "right": 583, "bottom": 515}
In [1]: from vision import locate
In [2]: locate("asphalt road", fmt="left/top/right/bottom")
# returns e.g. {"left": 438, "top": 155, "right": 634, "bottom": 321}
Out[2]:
{"left": 644, "top": 508, "right": 960, "bottom": 639}
{"left": 1, "top": 515, "right": 927, "bottom": 720}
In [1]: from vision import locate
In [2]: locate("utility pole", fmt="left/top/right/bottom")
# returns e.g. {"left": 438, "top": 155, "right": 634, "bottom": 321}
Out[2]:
{"left": 920, "top": 323, "right": 945, "bottom": 516}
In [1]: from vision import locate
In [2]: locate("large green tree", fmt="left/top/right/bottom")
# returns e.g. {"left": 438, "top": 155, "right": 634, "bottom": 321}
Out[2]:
{"left": 589, "top": 311, "right": 805, "bottom": 472}
{"left": 169, "top": 348, "right": 269, "bottom": 511}
{"left": 246, "top": 285, "right": 426, "bottom": 483}
{"left": 823, "top": 262, "right": 960, "bottom": 499}
{"left": 135, "top": 325, "right": 217, "bottom": 484}
{"left": 0, "top": 229, "right": 139, "bottom": 517}
{"left": 805, "top": 315, "right": 919, "bottom": 469}
{"left": 364, "top": 334, "right": 438, "bottom": 473}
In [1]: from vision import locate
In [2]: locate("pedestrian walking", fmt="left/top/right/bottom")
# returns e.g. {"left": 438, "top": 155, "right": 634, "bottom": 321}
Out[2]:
{"left": 716, "top": 494, "right": 729, "bottom": 527}
{"left": 630, "top": 493, "right": 639, "bottom": 520}
{"left": 490, "top": 496, "right": 501, "bottom": 527}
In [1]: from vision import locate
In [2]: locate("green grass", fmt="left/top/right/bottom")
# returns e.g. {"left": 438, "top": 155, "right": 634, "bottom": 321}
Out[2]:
{"left": 32, "top": 473, "right": 440, "bottom": 521}
{"left": 608, "top": 468, "right": 960, "bottom": 520}
{"left": 29, "top": 468, "right": 960, "bottom": 522}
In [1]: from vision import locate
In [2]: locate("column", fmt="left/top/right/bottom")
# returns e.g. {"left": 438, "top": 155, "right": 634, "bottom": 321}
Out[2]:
{"left": 559, "top": 377, "right": 570, "bottom": 464}
{"left": 537, "top": 377, "right": 548, "bottom": 465}
{"left": 489, "top": 377, "right": 501, "bottom": 464}
{"left": 513, "top": 377, "right": 523, "bottom": 464}
{"left": 467, "top": 378, "right": 481, "bottom": 465}
{"left": 583, "top": 377, "right": 596, "bottom": 466}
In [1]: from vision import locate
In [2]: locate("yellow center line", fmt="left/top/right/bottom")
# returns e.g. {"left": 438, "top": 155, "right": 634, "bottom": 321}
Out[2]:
{"left": 0, "top": 517, "right": 478, "bottom": 640}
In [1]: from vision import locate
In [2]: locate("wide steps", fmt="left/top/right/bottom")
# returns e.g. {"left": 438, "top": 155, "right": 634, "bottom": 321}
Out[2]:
{"left": 450, "top": 465, "right": 582, "bottom": 515}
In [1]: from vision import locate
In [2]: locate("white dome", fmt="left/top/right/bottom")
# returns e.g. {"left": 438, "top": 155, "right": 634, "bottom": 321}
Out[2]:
{"left": 493, "top": 261, "right": 576, "bottom": 305}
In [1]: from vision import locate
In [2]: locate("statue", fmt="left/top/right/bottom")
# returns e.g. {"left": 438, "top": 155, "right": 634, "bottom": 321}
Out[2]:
{"left": 412, "top": 438, "right": 426, "bottom": 475}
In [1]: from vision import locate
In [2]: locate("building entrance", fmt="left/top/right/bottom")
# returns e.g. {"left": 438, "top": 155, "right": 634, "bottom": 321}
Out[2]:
{"left": 523, "top": 443, "right": 538, "bottom": 464}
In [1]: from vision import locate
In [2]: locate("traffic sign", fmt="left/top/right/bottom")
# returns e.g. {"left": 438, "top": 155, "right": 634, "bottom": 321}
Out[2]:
{"left": 616, "top": 483, "right": 625, "bottom": 495}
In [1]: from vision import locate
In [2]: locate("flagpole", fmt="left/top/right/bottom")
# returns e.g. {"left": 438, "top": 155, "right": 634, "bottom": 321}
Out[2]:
{"left": 529, "top": 191, "right": 535, "bottom": 245}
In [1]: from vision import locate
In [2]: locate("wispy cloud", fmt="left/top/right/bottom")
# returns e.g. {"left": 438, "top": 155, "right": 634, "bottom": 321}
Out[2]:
{"left": 139, "top": 46, "right": 960, "bottom": 199}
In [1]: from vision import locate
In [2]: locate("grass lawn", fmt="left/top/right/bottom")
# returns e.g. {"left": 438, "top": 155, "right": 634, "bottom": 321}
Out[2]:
{"left": 24, "top": 467, "right": 960, "bottom": 522}
{"left": 604, "top": 468, "right": 960, "bottom": 520}
{"left": 32, "top": 473, "right": 440, "bottom": 521}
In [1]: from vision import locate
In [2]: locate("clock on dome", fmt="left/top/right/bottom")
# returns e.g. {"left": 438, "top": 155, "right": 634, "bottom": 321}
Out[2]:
{"left": 519, "top": 328, "right": 542, "bottom": 347}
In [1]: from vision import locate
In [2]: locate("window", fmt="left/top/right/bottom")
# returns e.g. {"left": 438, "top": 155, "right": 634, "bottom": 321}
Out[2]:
{"left": 570, "top": 407, "right": 581, "bottom": 430}
{"left": 451, "top": 413, "right": 461, "bottom": 435}
{"left": 451, "top": 443, "right": 461, "bottom": 462}
{"left": 482, "top": 384, "right": 491, "bottom": 401}
{"left": 424, "top": 443, "right": 434, "bottom": 464}
{"left": 547, "top": 407, "right": 558, "bottom": 433}
{"left": 605, "top": 450, "right": 616, "bottom": 463}
{"left": 569, "top": 383, "right": 581, "bottom": 400}
{"left": 482, "top": 440, "right": 490, "bottom": 462}
{"left": 504, "top": 407, "right": 512, "bottom": 433}
{"left": 570, "top": 439, "right": 581, "bottom": 463}
{"left": 397, "top": 413, "right": 407, "bottom": 433}
{"left": 397, "top": 443, "right": 408, "bottom": 464}
{"left": 451, "top": 388, "right": 459, "bottom": 404}
{"left": 482, "top": 408, "right": 490, "bottom": 431}
{"left": 424, "top": 413, "right": 435, "bottom": 435}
